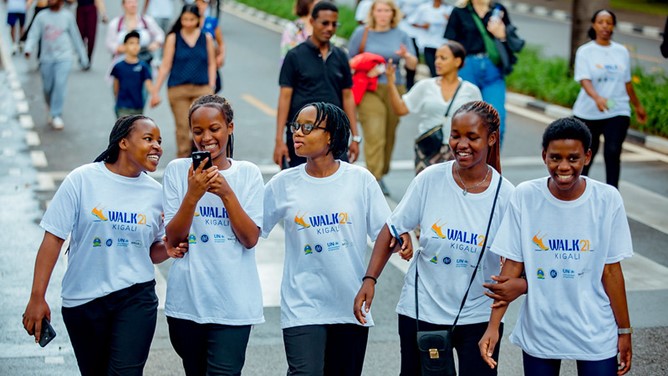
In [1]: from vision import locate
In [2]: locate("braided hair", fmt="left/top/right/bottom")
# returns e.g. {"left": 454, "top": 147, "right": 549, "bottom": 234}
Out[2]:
{"left": 188, "top": 95, "right": 235, "bottom": 158}
{"left": 294, "top": 102, "right": 350, "bottom": 159}
{"left": 94, "top": 115, "right": 151, "bottom": 163}
{"left": 452, "top": 101, "right": 502, "bottom": 173}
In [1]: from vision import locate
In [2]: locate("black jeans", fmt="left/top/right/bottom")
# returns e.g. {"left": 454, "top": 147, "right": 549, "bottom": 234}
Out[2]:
{"left": 283, "top": 324, "right": 369, "bottom": 376}
{"left": 577, "top": 115, "right": 630, "bottom": 188}
{"left": 167, "top": 316, "right": 252, "bottom": 376}
{"left": 398, "top": 314, "right": 503, "bottom": 376}
{"left": 61, "top": 280, "right": 158, "bottom": 376}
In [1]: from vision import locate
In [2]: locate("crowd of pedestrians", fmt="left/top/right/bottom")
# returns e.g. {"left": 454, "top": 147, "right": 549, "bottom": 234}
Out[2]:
{"left": 18, "top": 0, "right": 647, "bottom": 375}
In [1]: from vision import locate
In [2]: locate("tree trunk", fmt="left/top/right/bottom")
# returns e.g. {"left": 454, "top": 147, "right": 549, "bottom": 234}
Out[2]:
{"left": 569, "top": 0, "right": 610, "bottom": 71}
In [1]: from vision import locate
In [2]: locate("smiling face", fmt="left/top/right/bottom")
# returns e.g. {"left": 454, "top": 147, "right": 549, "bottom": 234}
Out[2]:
{"left": 435, "top": 45, "right": 461, "bottom": 76}
{"left": 191, "top": 106, "right": 233, "bottom": 164}
{"left": 121, "top": 119, "right": 162, "bottom": 173}
{"left": 543, "top": 139, "right": 592, "bottom": 200}
{"left": 592, "top": 11, "right": 614, "bottom": 42}
{"left": 293, "top": 105, "right": 330, "bottom": 159}
{"left": 449, "top": 112, "right": 496, "bottom": 170}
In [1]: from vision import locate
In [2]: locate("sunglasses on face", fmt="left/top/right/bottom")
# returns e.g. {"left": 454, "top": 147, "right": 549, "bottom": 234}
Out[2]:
{"left": 289, "top": 122, "right": 326, "bottom": 135}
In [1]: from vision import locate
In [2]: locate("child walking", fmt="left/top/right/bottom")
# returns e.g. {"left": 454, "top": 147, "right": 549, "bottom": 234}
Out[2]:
{"left": 110, "top": 30, "right": 154, "bottom": 118}
{"left": 24, "top": 0, "right": 89, "bottom": 130}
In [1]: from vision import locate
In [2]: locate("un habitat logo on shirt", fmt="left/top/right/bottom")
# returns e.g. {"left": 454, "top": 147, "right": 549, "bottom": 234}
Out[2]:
{"left": 532, "top": 231, "right": 593, "bottom": 260}
{"left": 293, "top": 211, "right": 352, "bottom": 235}
{"left": 91, "top": 205, "right": 150, "bottom": 232}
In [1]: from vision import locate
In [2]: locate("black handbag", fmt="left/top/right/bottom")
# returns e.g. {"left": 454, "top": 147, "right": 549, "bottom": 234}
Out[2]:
{"left": 415, "top": 175, "right": 503, "bottom": 376}
{"left": 415, "top": 82, "right": 463, "bottom": 158}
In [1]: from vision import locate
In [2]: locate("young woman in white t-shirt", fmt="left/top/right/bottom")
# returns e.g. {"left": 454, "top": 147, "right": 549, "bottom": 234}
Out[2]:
{"left": 386, "top": 40, "right": 482, "bottom": 174}
{"left": 572, "top": 9, "right": 646, "bottom": 188}
{"left": 22, "top": 115, "right": 183, "bottom": 375}
{"left": 263, "top": 102, "right": 393, "bottom": 375}
{"left": 479, "top": 117, "right": 633, "bottom": 375}
{"left": 162, "top": 95, "right": 264, "bottom": 375}
{"left": 355, "top": 101, "right": 517, "bottom": 375}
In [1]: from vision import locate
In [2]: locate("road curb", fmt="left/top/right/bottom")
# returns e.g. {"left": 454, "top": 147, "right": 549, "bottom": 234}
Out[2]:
{"left": 224, "top": 1, "right": 668, "bottom": 156}
{"left": 506, "top": 92, "right": 668, "bottom": 154}
{"left": 499, "top": 0, "right": 664, "bottom": 39}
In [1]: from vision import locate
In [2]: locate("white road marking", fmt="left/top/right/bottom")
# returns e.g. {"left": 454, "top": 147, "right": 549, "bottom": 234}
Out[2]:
{"left": 26, "top": 131, "right": 40, "bottom": 146}
{"left": 19, "top": 114, "right": 34, "bottom": 129}
{"left": 241, "top": 93, "right": 277, "bottom": 117}
{"left": 30, "top": 150, "right": 48, "bottom": 168}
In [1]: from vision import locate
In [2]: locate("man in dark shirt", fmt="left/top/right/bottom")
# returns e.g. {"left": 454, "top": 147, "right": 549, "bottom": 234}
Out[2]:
{"left": 274, "top": 1, "right": 361, "bottom": 168}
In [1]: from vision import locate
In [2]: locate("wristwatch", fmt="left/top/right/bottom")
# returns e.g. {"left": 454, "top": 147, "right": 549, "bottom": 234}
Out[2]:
{"left": 617, "top": 327, "right": 633, "bottom": 335}
{"left": 351, "top": 135, "right": 363, "bottom": 143}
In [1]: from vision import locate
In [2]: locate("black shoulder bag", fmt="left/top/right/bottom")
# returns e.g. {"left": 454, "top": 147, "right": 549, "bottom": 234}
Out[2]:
{"left": 415, "top": 174, "right": 503, "bottom": 376}
{"left": 415, "top": 81, "right": 463, "bottom": 159}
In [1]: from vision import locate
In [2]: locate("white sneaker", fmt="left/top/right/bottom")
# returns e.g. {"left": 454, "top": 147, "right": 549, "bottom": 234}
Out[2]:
{"left": 51, "top": 116, "right": 64, "bottom": 130}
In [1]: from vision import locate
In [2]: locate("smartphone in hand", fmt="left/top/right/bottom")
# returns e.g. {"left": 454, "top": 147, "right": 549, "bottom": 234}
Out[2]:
{"left": 39, "top": 318, "right": 56, "bottom": 347}
{"left": 192, "top": 151, "right": 213, "bottom": 170}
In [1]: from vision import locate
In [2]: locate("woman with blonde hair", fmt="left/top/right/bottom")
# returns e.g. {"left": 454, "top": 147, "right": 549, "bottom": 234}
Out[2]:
{"left": 348, "top": 0, "right": 418, "bottom": 196}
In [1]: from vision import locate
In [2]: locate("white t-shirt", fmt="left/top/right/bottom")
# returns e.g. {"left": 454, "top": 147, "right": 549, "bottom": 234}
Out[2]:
{"left": 163, "top": 159, "right": 265, "bottom": 325}
{"left": 491, "top": 177, "right": 633, "bottom": 360}
{"left": 409, "top": 2, "right": 453, "bottom": 51}
{"left": 392, "top": 161, "right": 514, "bottom": 325}
{"left": 40, "top": 162, "right": 164, "bottom": 308}
{"left": 572, "top": 41, "right": 631, "bottom": 120}
{"left": 7, "top": 0, "right": 27, "bottom": 13}
{"left": 402, "top": 78, "right": 482, "bottom": 138}
{"left": 263, "top": 162, "right": 391, "bottom": 329}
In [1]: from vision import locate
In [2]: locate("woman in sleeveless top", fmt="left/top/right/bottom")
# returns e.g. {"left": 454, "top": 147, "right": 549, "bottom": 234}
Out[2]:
{"left": 150, "top": 4, "right": 216, "bottom": 158}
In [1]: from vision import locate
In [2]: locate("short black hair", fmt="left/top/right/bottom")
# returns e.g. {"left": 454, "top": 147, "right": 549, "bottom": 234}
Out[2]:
{"left": 124, "top": 30, "right": 140, "bottom": 44}
{"left": 587, "top": 9, "right": 617, "bottom": 40}
{"left": 542, "top": 117, "right": 592, "bottom": 151}
{"left": 294, "top": 102, "right": 350, "bottom": 159}
{"left": 312, "top": 0, "right": 338, "bottom": 19}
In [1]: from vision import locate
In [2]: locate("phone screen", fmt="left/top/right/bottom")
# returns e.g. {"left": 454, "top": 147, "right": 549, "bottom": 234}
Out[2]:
{"left": 192, "top": 151, "right": 213, "bottom": 170}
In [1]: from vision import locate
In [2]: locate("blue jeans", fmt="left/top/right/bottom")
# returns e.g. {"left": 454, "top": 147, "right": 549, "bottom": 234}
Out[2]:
{"left": 458, "top": 55, "right": 506, "bottom": 145}
{"left": 522, "top": 352, "right": 618, "bottom": 376}
{"left": 39, "top": 60, "right": 72, "bottom": 118}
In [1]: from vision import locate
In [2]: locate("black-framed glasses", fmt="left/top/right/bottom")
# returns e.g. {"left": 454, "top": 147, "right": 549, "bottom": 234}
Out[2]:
{"left": 289, "top": 122, "right": 326, "bottom": 135}
{"left": 317, "top": 20, "right": 340, "bottom": 28}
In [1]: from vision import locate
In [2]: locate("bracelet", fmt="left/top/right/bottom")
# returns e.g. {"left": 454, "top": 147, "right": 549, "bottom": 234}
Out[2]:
{"left": 618, "top": 327, "right": 633, "bottom": 335}
{"left": 362, "top": 275, "right": 377, "bottom": 284}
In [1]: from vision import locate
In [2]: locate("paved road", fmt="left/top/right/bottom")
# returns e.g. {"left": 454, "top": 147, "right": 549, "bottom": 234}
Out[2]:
{"left": 1, "top": 1, "right": 667, "bottom": 375}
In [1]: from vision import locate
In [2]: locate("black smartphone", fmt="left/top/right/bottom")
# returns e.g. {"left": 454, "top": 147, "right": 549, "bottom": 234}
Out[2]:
{"left": 192, "top": 151, "right": 213, "bottom": 170}
{"left": 39, "top": 318, "right": 56, "bottom": 347}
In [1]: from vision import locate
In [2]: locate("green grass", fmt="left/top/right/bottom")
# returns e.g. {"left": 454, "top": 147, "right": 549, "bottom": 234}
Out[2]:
{"left": 611, "top": 0, "right": 668, "bottom": 16}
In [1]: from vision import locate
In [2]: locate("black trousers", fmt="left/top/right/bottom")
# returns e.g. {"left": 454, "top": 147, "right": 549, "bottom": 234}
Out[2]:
{"left": 398, "top": 314, "right": 503, "bottom": 376}
{"left": 283, "top": 324, "right": 369, "bottom": 376}
{"left": 62, "top": 280, "right": 158, "bottom": 376}
{"left": 167, "top": 316, "right": 252, "bottom": 376}
{"left": 577, "top": 115, "right": 630, "bottom": 188}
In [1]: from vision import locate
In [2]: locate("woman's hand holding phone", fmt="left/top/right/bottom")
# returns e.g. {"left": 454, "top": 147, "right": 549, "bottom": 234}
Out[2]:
{"left": 390, "top": 225, "right": 413, "bottom": 261}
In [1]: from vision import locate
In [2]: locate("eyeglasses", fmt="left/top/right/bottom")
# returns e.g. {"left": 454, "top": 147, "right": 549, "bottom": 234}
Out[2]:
{"left": 289, "top": 122, "right": 326, "bottom": 135}
{"left": 317, "top": 20, "right": 340, "bottom": 28}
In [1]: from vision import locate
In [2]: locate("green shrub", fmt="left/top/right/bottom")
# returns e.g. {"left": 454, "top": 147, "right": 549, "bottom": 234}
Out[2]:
{"left": 233, "top": 0, "right": 668, "bottom": 137}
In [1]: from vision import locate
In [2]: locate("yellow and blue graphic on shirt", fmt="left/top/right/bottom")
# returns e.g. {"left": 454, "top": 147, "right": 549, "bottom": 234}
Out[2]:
{"left": 296, "top": 210, "right": 353, "bottom": 255}
{"left": 532, "top": 231, "right": 592, "bottom": 257}
{"left": 186, "top": 205, "right": 236, "bottom": 246}
{"left": 90, "top": 204, "right": 150, "bottom": 249}
{"left": 594, "top": 63, "right": 624, "bottom": 84}
{"left": 91, "top": 205, "right": 148, "bottom": 231}
{"left": 428, "top": 219, "right": 485, "bottom": 268}
{"left": 294, "top": 210, "right": 351, "bottom": 234}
